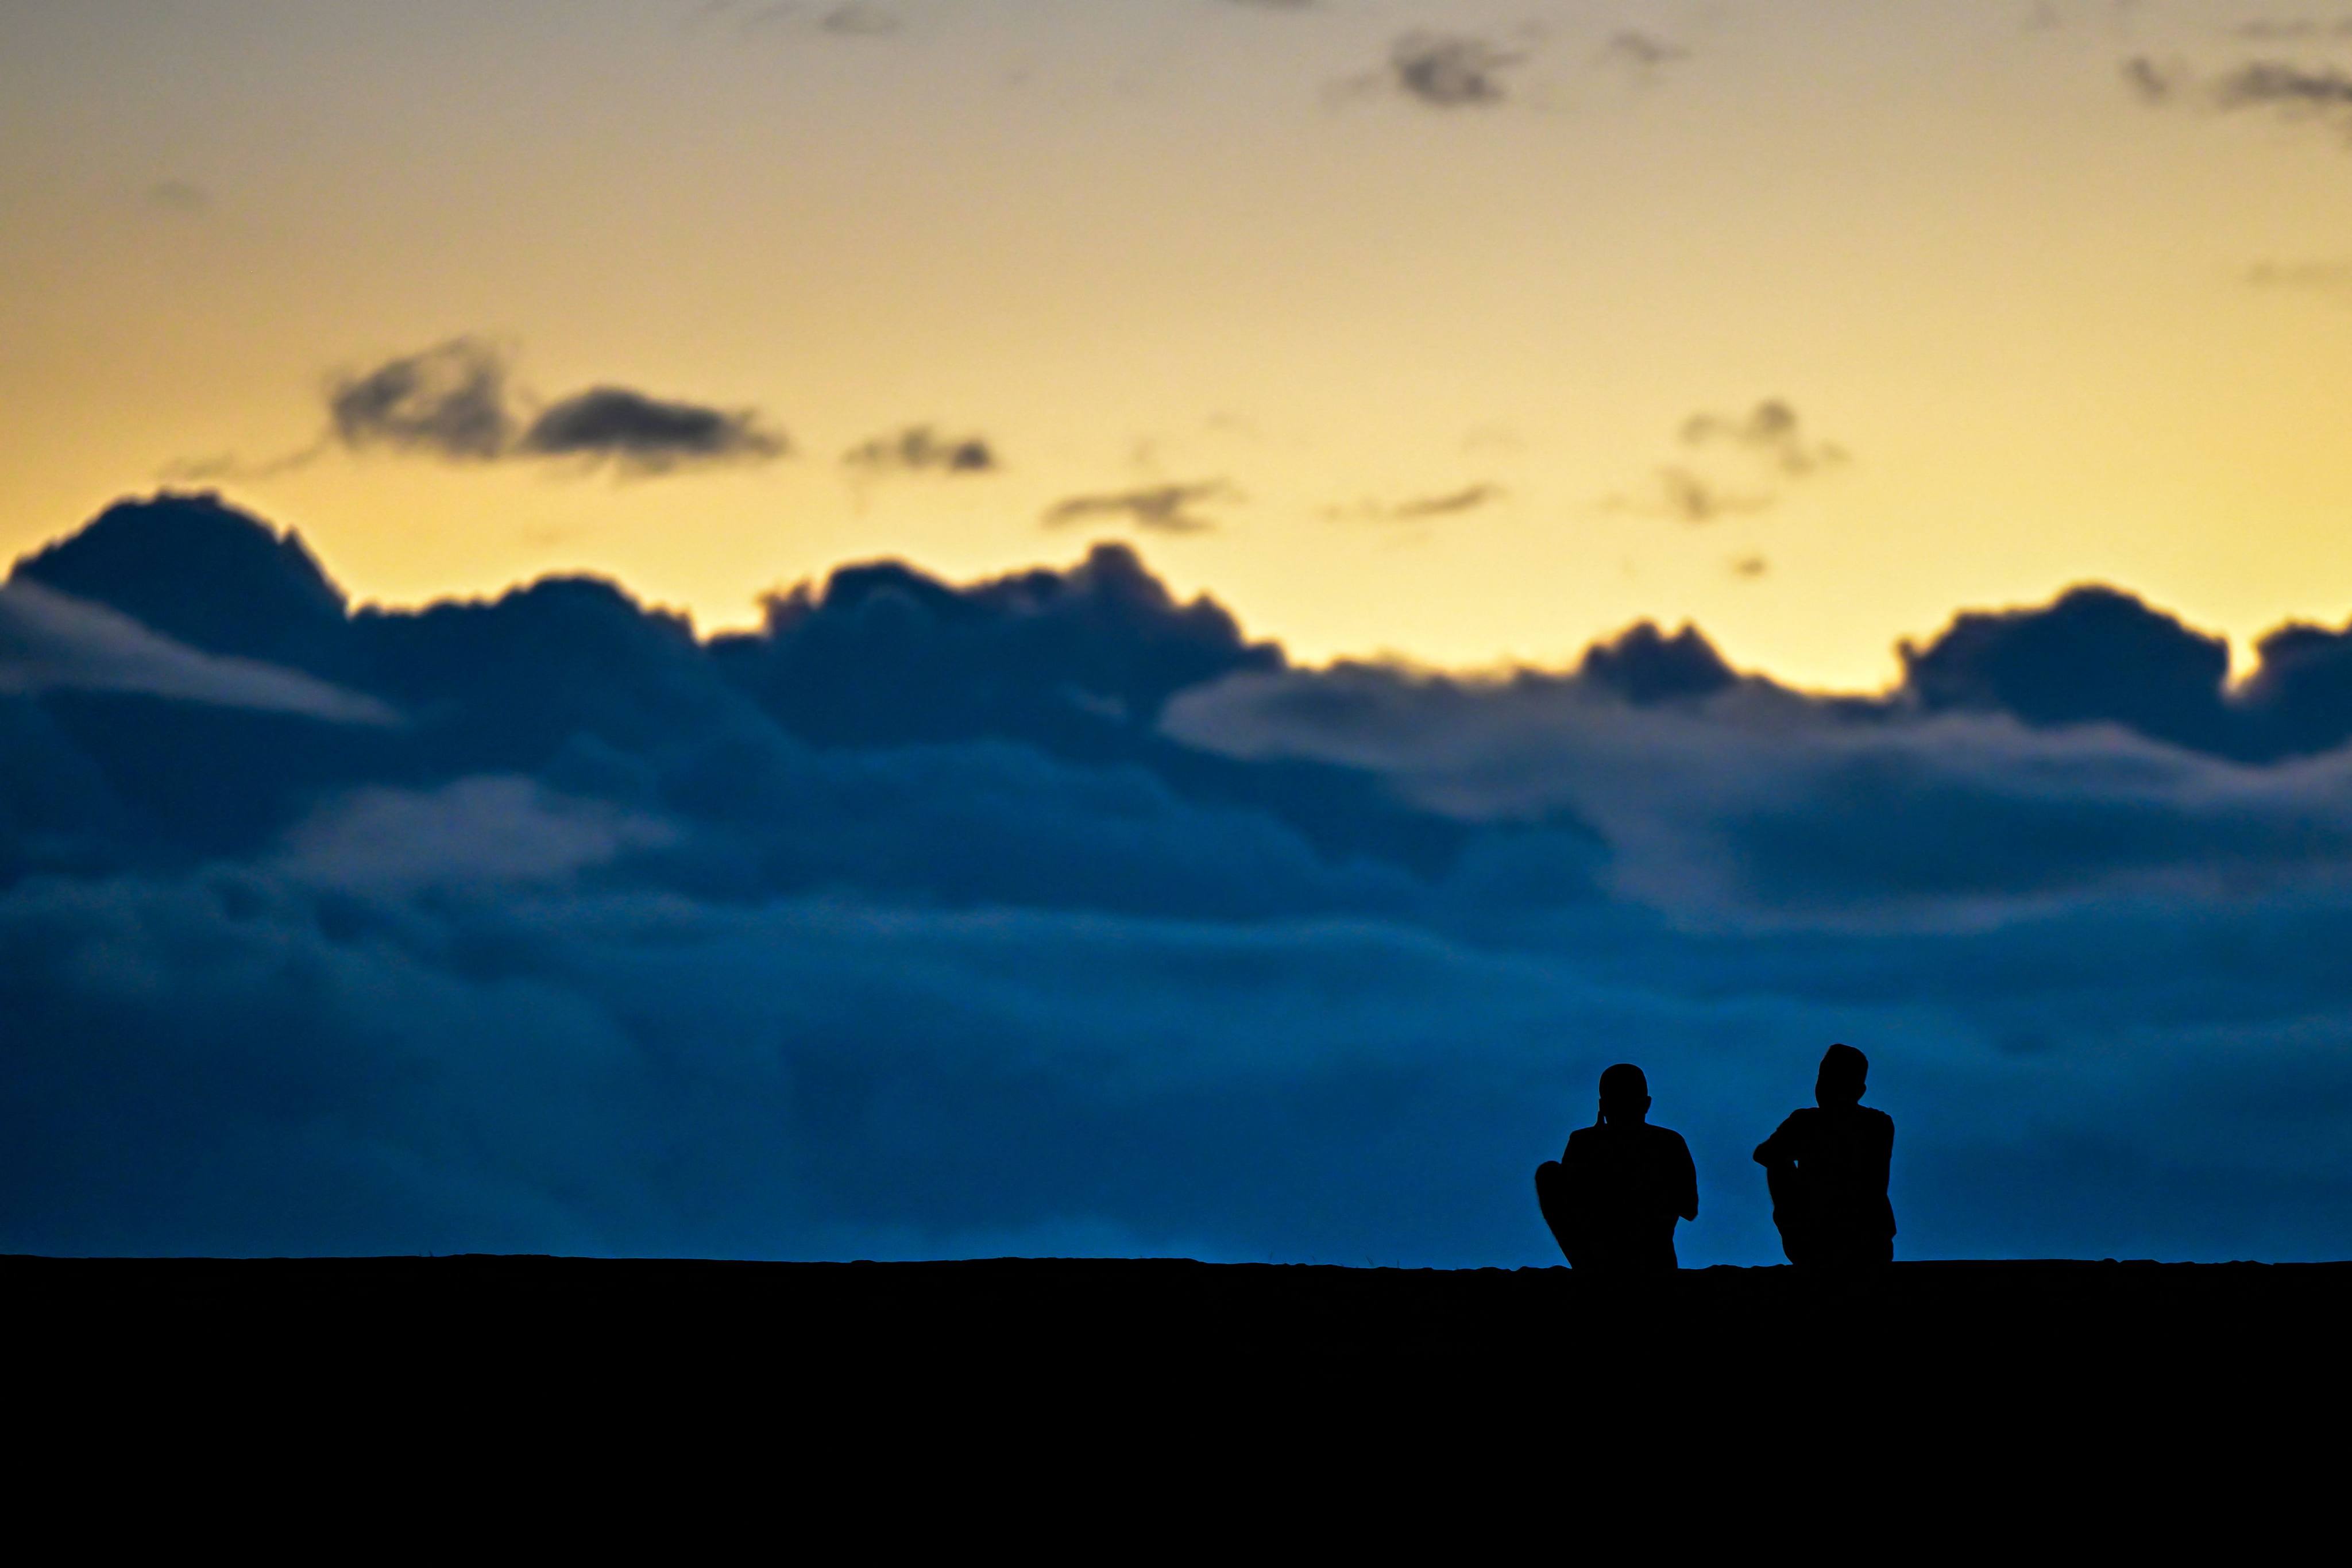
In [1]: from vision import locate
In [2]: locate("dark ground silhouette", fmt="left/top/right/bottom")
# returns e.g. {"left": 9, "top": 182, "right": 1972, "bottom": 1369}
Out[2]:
{"left": 11, "top": 1256, "right": 2347, "bottom": 1457}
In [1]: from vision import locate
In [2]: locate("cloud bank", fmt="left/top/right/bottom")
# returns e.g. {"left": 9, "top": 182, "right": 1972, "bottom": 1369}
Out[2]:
{"left": 7, "top": 492, "right": 2352, "bottom": 1264}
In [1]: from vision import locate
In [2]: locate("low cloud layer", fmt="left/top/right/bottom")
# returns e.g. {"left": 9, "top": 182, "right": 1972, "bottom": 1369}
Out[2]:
{"left": 8, "top": 492, "right": 2352, "bottom": 1264}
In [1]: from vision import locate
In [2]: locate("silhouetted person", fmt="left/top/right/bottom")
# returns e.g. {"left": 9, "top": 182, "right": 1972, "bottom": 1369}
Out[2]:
{"left": 1535, "top": 1064, "right": 1698, "bottom": 1271}
{"left": 1754, "top": 1043, "right": 1895, "bottom": 1267}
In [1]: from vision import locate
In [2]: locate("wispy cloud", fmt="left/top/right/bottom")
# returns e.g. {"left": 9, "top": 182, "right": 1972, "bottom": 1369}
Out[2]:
{"left": 0, "top": 580, "right": 397, "bottom": 724}
{"left": 1681, "top": 399, "right": 1848, "bottom": 477}
{"left": 329, "top": 338, "right": 516, "bottom": 462}
{"left": 1607, "top": 400, "right": 1848, "bottom": 523}
{"left": 2126, "top": 53, "right": 2352, "bottom": 134}
{"left": 1042, "top": 481, "right": 1236, "bottom": 534}
{"left": 1384, "top": 33, "right": 1529, "bottom": 108}
{"left": 1601, "top": 32, "right": 1689, "bottom": 71}
{"left": 843, "top": 426, "right": 999, "bottom": 477}
{"left": 1329, "top": 484, "right": 1507, "bottom": 523}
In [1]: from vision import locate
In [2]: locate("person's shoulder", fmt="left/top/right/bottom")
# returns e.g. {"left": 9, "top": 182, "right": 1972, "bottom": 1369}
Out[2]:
{"left": 1565, "top": 1125, "right": 1601, "bottom": 1153}
{"left": 1647, "top": 1124, "right": 1693, "bottom": 1151}
{"left": 1862, "top": 1106, "right": 1895, "bottom": 1131}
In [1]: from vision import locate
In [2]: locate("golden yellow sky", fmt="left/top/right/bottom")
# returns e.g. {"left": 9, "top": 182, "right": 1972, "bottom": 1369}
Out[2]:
{"left": 8, "top": 0, "right": 2352, "bottom": 689}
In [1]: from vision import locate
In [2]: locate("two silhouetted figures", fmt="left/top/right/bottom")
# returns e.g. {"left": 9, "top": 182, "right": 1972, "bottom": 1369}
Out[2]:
{"left": 1536, "top": 1044, "right": 1895, "bottom": 1271}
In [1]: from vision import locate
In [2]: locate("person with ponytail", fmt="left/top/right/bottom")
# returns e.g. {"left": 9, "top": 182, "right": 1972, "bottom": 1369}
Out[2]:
{"left": 1534, "top": 1063, "right": 1699, "bottom": 1271}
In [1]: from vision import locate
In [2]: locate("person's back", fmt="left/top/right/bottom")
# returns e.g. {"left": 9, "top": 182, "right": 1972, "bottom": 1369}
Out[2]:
{"left": 1536, "top": 1064, "right": 1699, "bottom": 1272}
{"left": 1754, "top": 1044, "right": 1894, "bottom": 1266}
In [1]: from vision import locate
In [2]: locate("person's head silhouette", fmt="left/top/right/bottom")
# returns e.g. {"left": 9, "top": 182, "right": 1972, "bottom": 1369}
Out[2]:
{"left": 1816, "top": 1042, "right": 1868, "bottom": 1109}
{"left": 1597, "top": 1062, "right": 1651, "bottom": 1126}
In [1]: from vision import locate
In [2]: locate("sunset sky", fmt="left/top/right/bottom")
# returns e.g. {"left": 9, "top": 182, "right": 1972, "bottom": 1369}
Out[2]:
{"left": 13, "top": 2, "right": 2352, "bottom": 1266}
{"left": 13, "top": 0, "right": 2352, "bottom": 688}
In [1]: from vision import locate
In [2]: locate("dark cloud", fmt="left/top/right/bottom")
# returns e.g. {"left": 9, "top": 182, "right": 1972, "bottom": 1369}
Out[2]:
{"left": 329, "top": 338, "right": 516, "bottom": 462}
{"left": 516, "top": 388, "right": 786, "bottom": 473}
{"left": 1042, "top": 481, "right": 1235, "bottom": 534}
{"left": 12, "top": 491, "right": 352, "bottom": 667}
{"left": 13, "top": 494, "right": 2352, "bottom": 1264}
{"left": 314, "top": 341, "right": 786, "bottom": 476}
{"left": 1888, "top": 588, "right": 2352, "bottom": 763}
{"left": 1387, "top": 33, "right": 1527, "bottom": 108}
{"left": 843, "top": 426, "right": 998, "bottom": 476}
{"left": 1899, "top": 587, "right": 2235, "bottom": 753}
{"left": 3, "top": 494, "right": 1462, "bottom": 882}
{"left": 1578, "top": 623, "right": 1739, "bottom": 705}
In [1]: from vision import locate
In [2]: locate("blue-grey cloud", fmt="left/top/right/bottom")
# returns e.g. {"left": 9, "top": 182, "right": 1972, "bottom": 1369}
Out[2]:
{"left": 10, "top": 492, "right": 2352, "bottom": 1265}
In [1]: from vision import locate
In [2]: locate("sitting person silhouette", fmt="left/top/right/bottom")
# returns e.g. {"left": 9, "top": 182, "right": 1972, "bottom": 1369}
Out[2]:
{"left": 1535, "top": 1063, "right": 1698, "bottom": 1271}
{"left": 1753, "top": 1043, "right": 1895, "bottom": 1267}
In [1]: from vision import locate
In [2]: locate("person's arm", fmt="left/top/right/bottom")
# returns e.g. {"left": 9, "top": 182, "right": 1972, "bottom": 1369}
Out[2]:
{"left": 1753, "top": 1113, "right": 1797, "bottom": 1167}
{"left": 1673, "top": 1133, "right": 1698, "bottom": 1222}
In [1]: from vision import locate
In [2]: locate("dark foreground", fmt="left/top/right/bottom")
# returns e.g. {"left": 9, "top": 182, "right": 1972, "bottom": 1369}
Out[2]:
{"left": 15, "top": 1254, "right": 2350, "bottom": 1428}
{"left": 15, "top": 1254, "right": 2351, "bottom": 1531}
